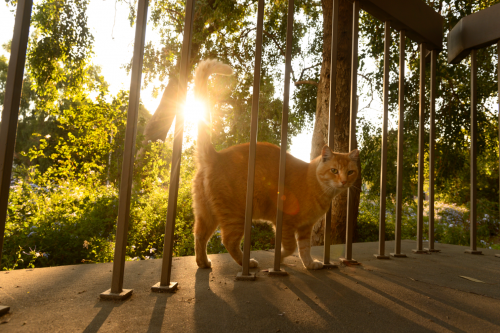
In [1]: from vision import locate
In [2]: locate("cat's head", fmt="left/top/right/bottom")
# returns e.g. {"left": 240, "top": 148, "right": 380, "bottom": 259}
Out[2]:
{"left": 316, "top": 145, "right": 359, "bottom": 191}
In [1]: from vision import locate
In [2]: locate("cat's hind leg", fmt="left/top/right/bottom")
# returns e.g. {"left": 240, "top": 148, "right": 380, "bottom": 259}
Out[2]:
{"left": 193, "top": 175, "right": 218, "bottom": 268}
{"left": 220, "top": 220, "right": 259, "bottom": 268}
{"left": 296, "top": 225, "right": 323, "bottom": 270}
{"left": 194, "top": 213, "right": 217, "bottom": 268}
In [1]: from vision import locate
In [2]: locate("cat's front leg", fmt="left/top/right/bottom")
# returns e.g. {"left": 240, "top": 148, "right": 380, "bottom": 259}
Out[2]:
{"left": 296, "top": 226, "right": 323, "bottom": 270}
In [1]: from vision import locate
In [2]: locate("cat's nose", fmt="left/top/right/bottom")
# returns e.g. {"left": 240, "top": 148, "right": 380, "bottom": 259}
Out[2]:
{"left": 341, "top": 180, "right": 347, "bottom": 185}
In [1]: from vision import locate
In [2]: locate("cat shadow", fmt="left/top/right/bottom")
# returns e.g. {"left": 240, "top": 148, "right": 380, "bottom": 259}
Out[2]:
{"left": 193, "top": 265, "right": 295, "bottom": 332}
{"left": 193, "top": 267, "right": 235, "bottom": 332}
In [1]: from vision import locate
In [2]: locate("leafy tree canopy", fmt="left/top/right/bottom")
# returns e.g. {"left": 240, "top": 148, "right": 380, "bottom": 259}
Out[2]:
{"left": 358, "top": 0, "right": 500, "bottom": 204}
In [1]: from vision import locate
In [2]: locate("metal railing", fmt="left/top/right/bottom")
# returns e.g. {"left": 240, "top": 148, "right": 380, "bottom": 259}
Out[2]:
{"left": 0, "top": 0, "right": 33, "bottom": 313}
{"left": 1, "top": 0, "right": 499, "bottom": 307}
{"left": 448, "top": 3, "right": 500, "bottom": 256}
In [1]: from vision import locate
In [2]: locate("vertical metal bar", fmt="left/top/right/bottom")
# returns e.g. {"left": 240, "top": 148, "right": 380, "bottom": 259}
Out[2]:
{"left": 340, "top": 0, "right": 359, "bottom": 264}
{"left": 497, "top": 42, "right": 500, "bottom": 258}
{"left": 0, "top": 0, "right": 33, "bottom": 270}
{"left": 104, "top": 0, "right": 149, "bottom": 298}
{"left": 466, "top": 49, "right": 481, "bottom": 255}
{"left": 155, "top": 0, "right": 196, "bottom": 290}
{"left": 238, "top": 0, "right": 265, "bottom": 279}
{"left": 391, "top": 30, "right": 406, "bottom": 258}
{"left": 413, "top": 43, "right": 427, "bottom": 254}
{"left": 426, "top": 50, "right": 439, "bottom": 252}
{"left": 376, "top": 21, "right": 390, "bottom": 259}
{"left": 271, "top": 0, "right": 294, "bottom": 275}
{"left": 323, "top": 0, "right": 339, "bottom": 267}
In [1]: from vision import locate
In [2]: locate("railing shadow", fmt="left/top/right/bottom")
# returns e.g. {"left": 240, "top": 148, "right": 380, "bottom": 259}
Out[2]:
{"left": 280, "top": 265, "right": 438, "bottom": 331}
{"left": 82, "top": 300, "right": 125, "bottom": 333}
{"left": 146, "top": 292, "right": 175, "bottom": 333}
{"left": 362, "top": 270, "right": 500, "bottom": 329}
{"left": 328, "top": 271, "right": 464, "bottom": 332}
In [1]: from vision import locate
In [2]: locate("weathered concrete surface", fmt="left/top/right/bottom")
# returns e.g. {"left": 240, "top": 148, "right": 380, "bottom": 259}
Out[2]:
{"left": 0, "top": 240, "right": 499, "bottom": 332}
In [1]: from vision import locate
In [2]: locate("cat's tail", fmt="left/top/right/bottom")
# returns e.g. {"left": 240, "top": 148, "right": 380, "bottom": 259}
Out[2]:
{"left": 194, "top": 59, "right": 233, "bottom": 161}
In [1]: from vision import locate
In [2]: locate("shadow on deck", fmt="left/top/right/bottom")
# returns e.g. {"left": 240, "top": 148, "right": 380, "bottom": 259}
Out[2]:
{"left": 0, "top": 240, "right": 499, "bottom": 332}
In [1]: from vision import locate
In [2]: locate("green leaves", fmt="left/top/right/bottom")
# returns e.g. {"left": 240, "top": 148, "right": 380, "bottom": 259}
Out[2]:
{"left": 28, "top": 0, "right": 94, "bottom": 114}
{"left": 359, "top": 0, "right": 500, "bottom": 204}
{"left": 137, "top": 0, "right": 320, "bottom": 146}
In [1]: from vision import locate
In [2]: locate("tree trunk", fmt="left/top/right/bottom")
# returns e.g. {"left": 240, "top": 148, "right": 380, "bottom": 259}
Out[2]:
{"left": 310, "top": 0, "right": 362, "bottom": 246}
{"left": 136, "top": 77, "right": 179, "bottom": 163}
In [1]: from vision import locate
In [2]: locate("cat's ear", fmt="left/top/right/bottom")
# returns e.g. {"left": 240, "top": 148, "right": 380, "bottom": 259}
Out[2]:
{"left": 321, "top": 145, "right": 333, "bottom": 162}
{"left": 349, "top": 149, "right": 360, "bottom": 161}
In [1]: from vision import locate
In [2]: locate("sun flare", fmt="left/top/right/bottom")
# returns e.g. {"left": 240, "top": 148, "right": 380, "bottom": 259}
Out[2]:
{"left": 179, "top": 97, "right": 207, "bottom": 141}
{"left": 183, "top": 98, "right": 206, "bottom": 125}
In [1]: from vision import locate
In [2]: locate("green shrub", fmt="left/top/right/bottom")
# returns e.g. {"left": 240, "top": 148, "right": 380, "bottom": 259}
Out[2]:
{"left": 3, "top": 177, "right": 117, "bottom": 270}
{"left": 356, "top": 193, "right": 500, "bottom": 249}
{"left": 2, "top": 138, "right": 280, "bottom": 270}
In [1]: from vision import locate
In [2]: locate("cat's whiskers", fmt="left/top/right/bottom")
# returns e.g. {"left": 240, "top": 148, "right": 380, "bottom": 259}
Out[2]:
{"left": 348, "top": 185, "right": 362, "bottom": 193}
{"left": 319, "top": 183, "right": 336, "bottom": 197}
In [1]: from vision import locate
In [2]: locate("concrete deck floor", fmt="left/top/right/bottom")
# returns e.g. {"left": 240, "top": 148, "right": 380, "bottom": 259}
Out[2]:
{"left": 0, "top": 240, "right": 499, "bottom": 332}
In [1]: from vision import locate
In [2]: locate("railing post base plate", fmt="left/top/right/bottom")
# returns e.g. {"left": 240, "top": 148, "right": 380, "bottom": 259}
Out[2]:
{"left": 0, "top": 305, "right": 10, "bottom": 316}
{"left": 339, "top": 258, "right": 357, "bottom": 264}
{"left": 412, "top": 249, "right": 428, "bottom": 254}
{"left": 322, "top": 263, "right": 339, "bottom": 269}
{"left": 424, "top": 248, "right": 441, "bottom": 252}
{"left": 464, "top": 250, "right": 482, "bottom": 255}
{"left": 268, "top": 268, "right": 288, "bottom": 276}
{"left": 100, "top": 289, "right": 133, "bottom": 301}
{"left": 495, "top": 254, "right": 500, "bottom": 258}
{"left": 374, "top": 254, "right": 390, "bottom": 259}
{"left": 390, "top": 253, "right": 407, "bottom": 258}
{"left": 151, "top": 282, "right": 178, "bottom": 293}
{"left": 236, "top": 272, "right": 256, "bottom": 281}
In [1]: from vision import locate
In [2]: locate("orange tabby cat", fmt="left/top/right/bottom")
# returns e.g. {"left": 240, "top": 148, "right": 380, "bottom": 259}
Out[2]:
{"left": 193, "top": 59, "right": 359, "bottom": 270}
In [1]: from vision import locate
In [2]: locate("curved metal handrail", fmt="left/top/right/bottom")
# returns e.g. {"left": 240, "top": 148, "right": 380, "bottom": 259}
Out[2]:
{"left": 448, "top": 3, "right": 500, "bottom": 64}
{"left": 360, "top": 0, "right": 443, "bottom": 50}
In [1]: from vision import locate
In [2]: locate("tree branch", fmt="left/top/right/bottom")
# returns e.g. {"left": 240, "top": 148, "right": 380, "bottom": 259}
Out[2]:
{"left": 357, "top": 73, "right": 374, "bottom": 112}
{"left": 262, "top": 30, "right": 297, "bottom": 81}
{"left": 298, "top": 63, "right": 321, "bottom": 81}
{"left": 294, "top": 80, "right": 318, "bottom": 87}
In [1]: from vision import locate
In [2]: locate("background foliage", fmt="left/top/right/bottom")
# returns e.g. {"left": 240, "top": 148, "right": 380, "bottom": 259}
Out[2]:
{"left": 1, "top": 0, "right": 500, "bottom": 269}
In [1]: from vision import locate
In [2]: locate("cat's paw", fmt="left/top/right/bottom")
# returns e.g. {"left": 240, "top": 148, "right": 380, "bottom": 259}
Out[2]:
{"left": 306, "top": 260, "right": 323, "bottom": 270}
{"left": 197, "top": 258, "right": 212, "bottom": 269}
{"left": 249, "top": 258, "right": 259, "bottom": 268}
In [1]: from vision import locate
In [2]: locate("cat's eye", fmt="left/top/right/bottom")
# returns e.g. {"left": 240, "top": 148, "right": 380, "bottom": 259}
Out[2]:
{"left": 331, "top": 168, "right": 338, "bottom": 174}
{"left": 348, "top": 170, "right": 355, "bottom": 175}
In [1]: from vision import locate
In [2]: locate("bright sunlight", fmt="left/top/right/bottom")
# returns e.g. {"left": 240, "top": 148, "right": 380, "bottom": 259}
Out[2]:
{"left": 172, "top": 94, "right": 206, "bottom": 142}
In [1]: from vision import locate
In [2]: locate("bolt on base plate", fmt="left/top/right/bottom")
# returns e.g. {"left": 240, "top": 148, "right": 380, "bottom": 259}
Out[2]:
{"left": 390, "top": 253, "right": 407, "bottom": 258}
{"left": 151, "top": 282, "right": 178, "bottom": 293}
{"left": 412, "top": 249, "right": 428, "bottom": 254}
{"left": 100, "top": 288, "right": 133, "bottom": 301}
{"left": 374, "top": 254, "right": 390, "bottom": 259}
{"left": 236, "top": 272, "right": 256, "bottom": 281}
{"left": 0, "top": 305, "right": 10, "bottom": 316}
{"left": 322, "top": 263, "right": 339, "bottom": 269}
{"left": 268, "top": 268, "right": 288, "bottom": 276}
{"left": 424, "top": 248, "right": 441, "bottom": 252}
{"left": 465, "top": 249, "right": 482, "bottom": 255}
